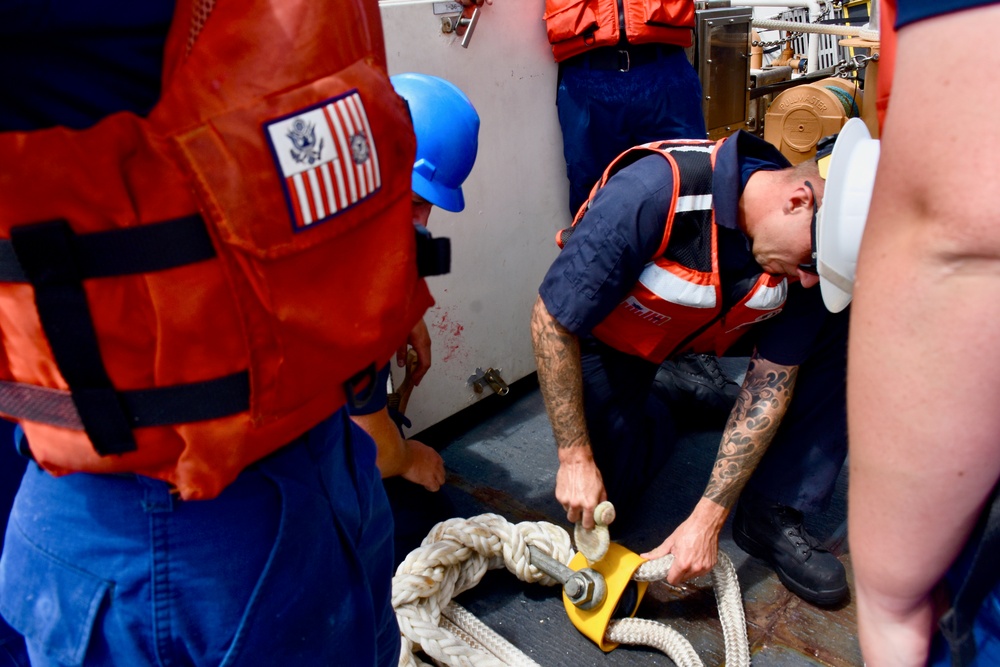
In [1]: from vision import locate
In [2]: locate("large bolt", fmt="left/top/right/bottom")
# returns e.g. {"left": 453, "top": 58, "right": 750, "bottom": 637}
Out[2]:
{"left": 565, "top": 573, "right": 596, "bottom": 607}
{"left": 528, "top": 546, "right": 607, "bottom": 610}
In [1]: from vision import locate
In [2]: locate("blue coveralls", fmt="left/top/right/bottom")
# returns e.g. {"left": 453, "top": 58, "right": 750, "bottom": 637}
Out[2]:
{"left": 0, "top": 3, "right": 400, "bottom": 665}
{"left": 538, "top": 131, "right": 849, "bottom": 517}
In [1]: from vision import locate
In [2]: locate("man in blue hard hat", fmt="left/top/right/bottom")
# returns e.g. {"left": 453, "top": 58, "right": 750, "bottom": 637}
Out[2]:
{"left": 350, "top": 73, "right": 480, "bottom": 498}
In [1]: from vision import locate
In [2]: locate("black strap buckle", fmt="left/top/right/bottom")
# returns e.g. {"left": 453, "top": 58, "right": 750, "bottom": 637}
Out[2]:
{"left": 618, "top": 49, "right": 631, "bottom": 72}
{"left": 344, "top": 363, "right": 379, "bottom": 412}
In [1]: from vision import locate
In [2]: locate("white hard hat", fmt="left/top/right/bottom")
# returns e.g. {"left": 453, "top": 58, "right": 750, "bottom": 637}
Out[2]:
{"left": 815, "top": 118, "right": 880, "bottom": 313}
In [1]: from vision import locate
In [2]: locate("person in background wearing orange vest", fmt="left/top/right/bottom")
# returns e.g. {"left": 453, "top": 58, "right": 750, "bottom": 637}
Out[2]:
{"left": 542, "top": 0, "right": 705, "bottom": 216}
{"left": 531, "top": 127, "right": 855, "bottom": 607}
{"left": 0, "top": 1, "right": 437, "bottom": 665}
{"left": 350, "top": 72, "right": 480, "bottom": 495}
{"left": 541, "top": 0, "right": 745, "bottom": 425}
{"left": 848, "top": 1, "right": 1000, "bottom": 665}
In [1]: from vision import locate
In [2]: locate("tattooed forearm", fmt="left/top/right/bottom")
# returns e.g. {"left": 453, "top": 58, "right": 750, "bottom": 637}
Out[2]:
{"left": 530, "top": 296, "right": 590, "bottom": 451}
{"left": 703, "top": 352, "right": 799, "bottom": 508}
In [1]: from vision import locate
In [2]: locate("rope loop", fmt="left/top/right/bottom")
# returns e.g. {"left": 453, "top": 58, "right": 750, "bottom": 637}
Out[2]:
{"left": 392, "top": 514, "right": 750, "bottom": 666}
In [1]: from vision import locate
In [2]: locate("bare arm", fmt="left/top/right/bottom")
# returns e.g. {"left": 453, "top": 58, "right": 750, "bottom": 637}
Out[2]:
{"left": 848, "top": 7, "right": 1000, "bottom": 666}
{"left": 530, "top": 294, "right": 606, "bottom": 529}
{"left": 643, "top": 351, "right": 798, "bottom": 583}
{"left": 353, "top": 409, "right": 445, "bottom": 492}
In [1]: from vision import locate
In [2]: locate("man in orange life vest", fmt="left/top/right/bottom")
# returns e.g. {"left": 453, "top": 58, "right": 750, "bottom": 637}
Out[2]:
{"left": 532, "top": 131, "right": 852, "bottom": 606}
{"left": 0, "top": 1, "right": 434, "bottom": 665}
{"left": 849, "top": 1, "right": 1000, "bottom": 665}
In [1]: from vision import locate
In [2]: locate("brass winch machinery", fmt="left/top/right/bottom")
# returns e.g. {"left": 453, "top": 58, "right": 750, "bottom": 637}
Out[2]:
{"left": 763, "top": 77, "right": 863, "bottom": 164}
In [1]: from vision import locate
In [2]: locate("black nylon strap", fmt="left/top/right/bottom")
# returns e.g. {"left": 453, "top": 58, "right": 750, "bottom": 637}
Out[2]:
{"left": 0, "top": 214, "right": 216, "bottom": 283}
{"left": 0, "top": 371, "right": 250, "bottom": 431}
{"left": 10, "top": 220, "right": 135, "bottom": 455}
{"left": 414, "top": 225, "right": 451, "bottom": 277}
{"left": 4, "top": 216, "right": 219, "bottom": 456}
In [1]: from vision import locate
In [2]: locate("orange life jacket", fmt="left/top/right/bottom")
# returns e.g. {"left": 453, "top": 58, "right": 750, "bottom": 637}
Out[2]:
{"left": 876, "top": 0, "right": 897, "bottom": 129}
{"left": 558, "top": 140, "right": 787, "bottom": 362}
{"left": 0, "top": 0, "right": 433, "bottom": 500}
{"left": 542, "top": 0, "right": 695, "bottom": 62}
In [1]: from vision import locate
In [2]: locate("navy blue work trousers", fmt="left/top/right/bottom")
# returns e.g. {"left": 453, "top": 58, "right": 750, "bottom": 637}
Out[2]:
{"left": 0, "top": 420, "right": 28, "bottom": 667}
{"left": 580, "top": 308, "right": 849, "bottom": 517}
{"left": 556, "top": 44, "right": 706, "bottom": 215}
{"left": 0, "top": 408, "right": 399, "bottom": 667}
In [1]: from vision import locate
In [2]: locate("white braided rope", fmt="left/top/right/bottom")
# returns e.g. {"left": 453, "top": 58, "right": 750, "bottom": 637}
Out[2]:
{"left": 633, "top": 552, "right": 751, "bottom": 667}
{"left": 393, "top": 514, "right": 750, "bottom": 666}
{"left": 606, "top": 617, "right": 704, "bottom": 667}
{"left": 858, "top": 26, "right": 880, "bottom": 42}
{"left": 443, "top": 603, "right": 540, "bottom": 667}
{"left": 393, "top": 514, "right": 572, "bottom": 666}
{"left": 752, "top": 18, "right": 864, "bottom": 37}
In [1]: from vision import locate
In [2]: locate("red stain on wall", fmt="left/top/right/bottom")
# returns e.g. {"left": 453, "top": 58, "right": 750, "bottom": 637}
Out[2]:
{"left": 431, "top": 309, "right": 465, "bottom": 362}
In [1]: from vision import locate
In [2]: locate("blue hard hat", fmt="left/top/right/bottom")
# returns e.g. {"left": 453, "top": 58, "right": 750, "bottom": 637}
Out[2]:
{"left": 391, "top": 72, "right": 480, "bottom": 212}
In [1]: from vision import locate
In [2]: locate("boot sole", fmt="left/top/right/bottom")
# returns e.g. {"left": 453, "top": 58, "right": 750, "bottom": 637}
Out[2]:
{"left": 733, "top": 523, "right": 848, "bottom": 607}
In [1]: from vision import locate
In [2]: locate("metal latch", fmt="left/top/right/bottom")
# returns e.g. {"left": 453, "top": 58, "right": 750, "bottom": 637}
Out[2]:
{"left": 834, "top": 52, "right": 880, "bottom": 77}
{"left": 440, "top": 5, "right": 480, "bottom": 48}
{"left": 467, "top": 367, "right": 509, "bottom": 396}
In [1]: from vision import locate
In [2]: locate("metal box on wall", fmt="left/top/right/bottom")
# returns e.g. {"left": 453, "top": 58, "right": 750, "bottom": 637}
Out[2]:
{"left": 695, "top": 6, "right": 753, "bottom": 140}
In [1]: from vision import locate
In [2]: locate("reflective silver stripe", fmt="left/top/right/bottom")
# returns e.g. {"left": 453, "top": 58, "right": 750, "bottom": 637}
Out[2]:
{"left": 818, "top": 260, "right": 854, "bottom": 295}
{"left": 675, "top": 194, "right": 713, "bottom": 213}
{"left": 663, "top": 145, "right": 713, "bottom": 154}
{"left": 745, "top": 279, "right": 788, "bottom": 310}
{"left": 638, "top": 264, "right": 717, "bottom": 308}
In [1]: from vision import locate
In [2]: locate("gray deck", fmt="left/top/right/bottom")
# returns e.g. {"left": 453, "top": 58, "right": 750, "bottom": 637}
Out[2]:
{"left": 387, "top": 368, "right": 861, "bottom": 667}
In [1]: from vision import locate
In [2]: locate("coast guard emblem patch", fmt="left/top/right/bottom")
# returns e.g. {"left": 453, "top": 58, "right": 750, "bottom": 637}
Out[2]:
{"left": 265, "top": 89, "right": 382, "bottom": 230}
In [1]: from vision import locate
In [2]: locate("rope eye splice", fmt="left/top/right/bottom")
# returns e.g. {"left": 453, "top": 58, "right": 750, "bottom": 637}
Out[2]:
{"left": 391, "top": 502, "right": 752, "bottom": 667}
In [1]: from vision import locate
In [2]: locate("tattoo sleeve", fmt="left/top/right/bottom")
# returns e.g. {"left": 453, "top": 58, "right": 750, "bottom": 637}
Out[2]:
{"left": 703, "top": 351, "right": 799, "bottom": 508}
{"left": 530, "top": 296, "right": 590, "bottom": 451}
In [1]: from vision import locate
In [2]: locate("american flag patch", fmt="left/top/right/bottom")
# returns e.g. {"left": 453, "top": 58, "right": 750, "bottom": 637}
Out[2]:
{"left": 265, "top": 90, "right": 382, "bottom": 230}
{"left": 623, "top": 297, "right": 672, "bottom": 327}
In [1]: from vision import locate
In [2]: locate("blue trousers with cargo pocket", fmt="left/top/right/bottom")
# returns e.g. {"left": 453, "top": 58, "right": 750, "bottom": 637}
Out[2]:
{"left": 0, "top": 408, "right": 399, "bottom": 667}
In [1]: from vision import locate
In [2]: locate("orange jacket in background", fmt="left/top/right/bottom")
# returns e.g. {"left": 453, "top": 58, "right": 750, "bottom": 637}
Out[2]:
{"left": 543, "top": 0, "right": 695, "bottom": 62}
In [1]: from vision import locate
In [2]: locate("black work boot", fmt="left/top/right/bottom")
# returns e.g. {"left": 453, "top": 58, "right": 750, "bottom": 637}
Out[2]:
{"left": 732, "top": 496, "right": 848, "bottom": 606}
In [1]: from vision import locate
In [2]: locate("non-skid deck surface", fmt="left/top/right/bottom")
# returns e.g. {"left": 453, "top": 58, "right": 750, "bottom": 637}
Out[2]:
{"left": 386, "top": 371, "right": 862, "bottom": 667}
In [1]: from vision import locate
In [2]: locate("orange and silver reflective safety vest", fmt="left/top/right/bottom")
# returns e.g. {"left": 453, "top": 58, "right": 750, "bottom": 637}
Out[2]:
{"left": 0, "top": 0, "right": 433, "bottom": 500}
{"left": 542, "top": 0, "right": 695, "bottom": 62}
{"left": 557, "top": 140, "right": 787, "bottom": 362}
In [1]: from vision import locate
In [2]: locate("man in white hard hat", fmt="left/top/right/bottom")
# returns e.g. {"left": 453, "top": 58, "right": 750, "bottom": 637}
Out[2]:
{"left": 532, "top": 122, "right": 876, "bottom": 607}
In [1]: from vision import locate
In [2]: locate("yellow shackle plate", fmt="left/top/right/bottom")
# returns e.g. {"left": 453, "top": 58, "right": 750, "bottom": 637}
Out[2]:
{"left": 562, "top": 542, "right": 648, "bottom": 651}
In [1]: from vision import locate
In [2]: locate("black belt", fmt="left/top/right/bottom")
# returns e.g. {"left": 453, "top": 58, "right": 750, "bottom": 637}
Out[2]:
{"left": 566, "top": 43, "right": 674, "bottom": 72}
